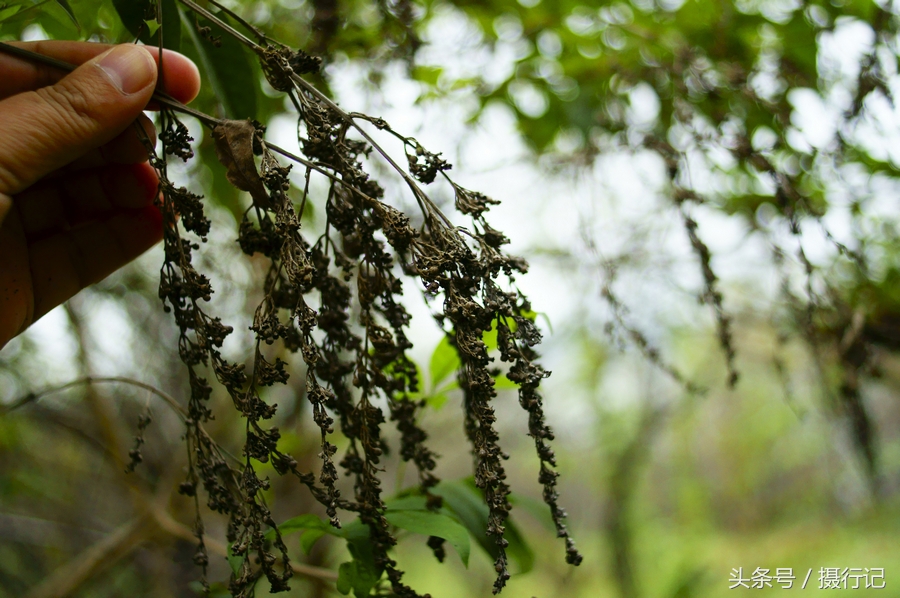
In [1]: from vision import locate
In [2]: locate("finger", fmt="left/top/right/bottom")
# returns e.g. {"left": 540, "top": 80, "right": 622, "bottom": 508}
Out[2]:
{"left": 0, "top": 41, "right": 201, "bottom": 105}
{"left": 29, "top": 205, "right": 163, "bottom": 322}
{"left": 0, "top": 196, "right": 31, "bottom": 344}
{"left": 15, "top": 162, "right": 159, "bottom": 238}
{"left": 62, "top": 114, "right": 158, "bottom": 172}
{"left": 0, "top": 44, "right": 158, "bottom": 197}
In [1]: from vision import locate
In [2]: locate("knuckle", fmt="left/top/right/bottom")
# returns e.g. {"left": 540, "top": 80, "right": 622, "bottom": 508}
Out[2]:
{"left": 0, "top": 162, "right": 22, "bottom": 194}
{"left": 35, "top": 82, "right": 98, "bottom": 137}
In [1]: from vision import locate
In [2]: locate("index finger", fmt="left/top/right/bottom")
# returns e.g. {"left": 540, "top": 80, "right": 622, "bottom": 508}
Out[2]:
{"left": 0, "top": 40, "right": 200, "bottom": 105}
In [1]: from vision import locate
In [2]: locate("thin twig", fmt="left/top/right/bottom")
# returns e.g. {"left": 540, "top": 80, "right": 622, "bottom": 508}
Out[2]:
{"left": 3, "top": 375, "right": 186, "bottom": 417}
{"left": 206, "top": 0, "right": 270, "bottom": 44}
{"left": 64, "top": 305, "right": 132, "bottom": 475}
{"left": 3, "top": 375, "right": 248, "bottom": 467}
{"left": 24, "top": 516, "right": 153, "bottom": 598}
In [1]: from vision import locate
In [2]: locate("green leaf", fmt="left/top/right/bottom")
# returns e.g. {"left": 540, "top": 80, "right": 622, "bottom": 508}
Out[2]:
{"left": 337, "top": 558, "right": 380, "bottom": 597}
{"left": 433, "top": 479, "right": 535, "bottom": 574}
{"left": 180, "top": 4, "right": 257, "bottom": 118}
{"left": 429, "top": 325, "right": 516, "bottom": 392}
{"left": 265, "top": 513, "right": 333, "bottom": 541}
{"left": 35, "top": 6, "right": 76, "bottom": 38}
{"left": 779, "top": 14, "right": 818, "bottom": 82}
{"left": 508, "top": 492, "right": 556, "bottom": 533}
{"left": 493, "top": 374, "right": 517, "bottom": 390}
{"left": 386, "top": 509, "right": 471, "bottom": 566}
{"left": 0, "top": 5, "right": 22, "bottom": 23}
{"left": 113, "top": 0, "right": 151, "bottom": 38}
{"left": 53, "top": 0, "right": 77, "bottom": 27}
{"left": 300, "top": 528, "right": 327, "bottom": 554}
{"left": 426, "top": 392, "right": 448, "bottom": 409}
{"left": 429, "top": 336, "right": 460, "bottom": 389}
{"left": 412, "top": 65, "right": 443, "bottom": 86}
{"left": 274, "top": 514, "right": 378, "bottom": 595}
{"left": 384, "top": 495, "right": 429, "bottom": 511}
{"left": 483, "top": 327, "right": 499, "bottom": 351}
{"left": 226, "top": 544, "right": 243, "bottom": 576}
{"left": 157, "top": 0, "right": 181, "bottom": 53}
{"left": 338, "top": 534, "right": 381, "bottom": 598}
{"left": 336, "top": 518, "right": 372, "bottom": 542}
{"left": 336, "top": 562, "right": 353, "bottom": 595}
{"left": 382, "top": 355, "right": 421, "bottom": 390}
{"left": 144, "top": 18, "right": 160, "bottom": 37}
{"left": 519, "top": 308, "right": 538, "bottom": 322}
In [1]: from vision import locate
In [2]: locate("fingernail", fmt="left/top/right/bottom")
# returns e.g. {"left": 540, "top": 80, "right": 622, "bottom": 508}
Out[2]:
{"left": 96, "top": 45, "right": 156, "bottom": 95}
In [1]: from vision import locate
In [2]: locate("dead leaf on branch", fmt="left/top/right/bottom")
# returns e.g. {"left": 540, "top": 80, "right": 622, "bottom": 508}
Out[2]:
{"left": 212, "top": 119, "right": 270, "bottom": 208}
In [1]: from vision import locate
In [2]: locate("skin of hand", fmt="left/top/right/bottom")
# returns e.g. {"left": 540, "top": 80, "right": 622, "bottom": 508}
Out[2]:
{"left": 0, "top": 42, "right": 201, "bottom": 349}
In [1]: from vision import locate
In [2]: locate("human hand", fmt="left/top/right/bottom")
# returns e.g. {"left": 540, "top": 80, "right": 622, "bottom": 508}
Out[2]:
{"left": 0, "top": 42, "right": 201, "bottom": 348}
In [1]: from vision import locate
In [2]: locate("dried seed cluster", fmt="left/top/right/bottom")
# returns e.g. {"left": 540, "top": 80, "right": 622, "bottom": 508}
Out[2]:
{"left": 142, "top": 5, "right": 581, "bottom": 596}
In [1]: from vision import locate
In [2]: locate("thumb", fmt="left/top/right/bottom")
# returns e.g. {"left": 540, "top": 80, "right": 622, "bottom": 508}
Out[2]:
{"left": 0, "top": 44, "right": 157, "bottom": 197}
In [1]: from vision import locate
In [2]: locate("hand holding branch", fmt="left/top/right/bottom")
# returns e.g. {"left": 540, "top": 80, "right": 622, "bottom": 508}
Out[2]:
{"left": 0, "top": 41, "right": 201, "bottom": 348}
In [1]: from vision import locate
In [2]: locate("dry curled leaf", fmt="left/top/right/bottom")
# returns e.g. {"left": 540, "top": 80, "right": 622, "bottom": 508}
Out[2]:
{"left": 212, "top": 119, "right": 270, "bottom": 208}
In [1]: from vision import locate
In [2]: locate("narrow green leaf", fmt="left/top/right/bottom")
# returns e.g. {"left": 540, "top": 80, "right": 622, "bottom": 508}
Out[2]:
{"left": 158, "top": 0, "right": 181, "bottom": 52}
{"left": 0, "top": 0, "right": 52, "bottom": 32}
{"left": 37, "top": 9, "right": 76, "bottom": 38}
{"left": 53, "top": 0, "right": 77, "bottom": 27}
{"left": 429, "top": 336, "right": 460, "bottom": 389}
{"left": 180, "top": 4, "right": 257, "bottom": 118}
{"left": 0, "top": 5, "right": 21, "bottom": 23}
{"left": 386, "top": 509, "right": 471, "bottom": 566}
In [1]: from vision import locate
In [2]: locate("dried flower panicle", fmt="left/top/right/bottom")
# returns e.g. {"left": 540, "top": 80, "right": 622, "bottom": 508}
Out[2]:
{"left": 144, "top": 9, "right": 581, "bottom": 596}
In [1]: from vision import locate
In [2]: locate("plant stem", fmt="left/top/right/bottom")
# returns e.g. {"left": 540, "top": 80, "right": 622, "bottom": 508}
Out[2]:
{"left": 0, "top": 41, "right": 393, "bottom": 199}
{"left": 173, "top": 0, "right": 262, "bottom": 52}
{"left": 291, "top": 73, "right": 456, "bottom": 229}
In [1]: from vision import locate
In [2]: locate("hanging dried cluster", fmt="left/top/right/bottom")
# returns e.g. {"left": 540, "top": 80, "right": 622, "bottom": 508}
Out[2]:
{"left": 140, "top": 3, "right": 581, "bottom": 596}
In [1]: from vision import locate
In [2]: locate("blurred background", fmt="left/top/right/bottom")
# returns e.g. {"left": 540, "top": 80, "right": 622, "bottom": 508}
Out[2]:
{"left": 2, "top": 0, "right": 900, "bottom": 596}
